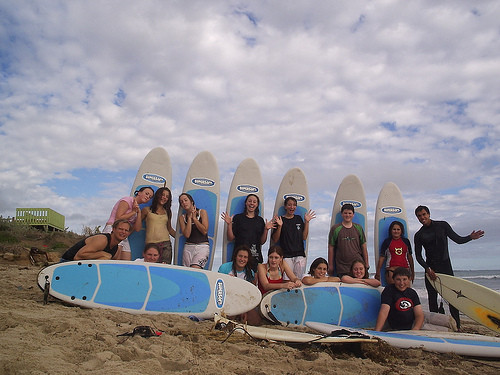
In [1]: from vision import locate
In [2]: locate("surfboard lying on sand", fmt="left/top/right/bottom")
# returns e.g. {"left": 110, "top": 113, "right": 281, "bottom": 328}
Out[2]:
{"left": 222, "top": 158, "right": 264, "bottom": 264}
{"left": 174, "top": 151, "right": 220, "bottom": 270}
{"left": 128, "top": 147, "right": 173, "bottom": 260}
{"left": 374, "top": 182, "right": 409, "bottom": 286}
{"left": 260, "top": 283, "right": 382, "bottom": 328}
{"left": 271, "top": 167, "right": 310, "bottom": 257}
{"left": 306, "top": 321, "right": 500, "bottom": 358}
{"left": 427, "top": 273, "right": 500, "bottom": 334}
{"left": 214, "top": 314, "right": 377, "bottom": 344}
{"left": 38, "top": 260, "right": 261, "bottom": 318}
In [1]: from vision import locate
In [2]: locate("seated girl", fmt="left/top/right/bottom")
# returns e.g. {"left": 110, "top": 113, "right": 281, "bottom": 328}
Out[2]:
{"left": 257, "top": 245, "right": 302, "bottom": 294}
{"left": 218, "top": 245, "right": 260, "bottom": 325}
{"left": 218, "top": 245, "right": 256, "bottom": 283}
{"left": 301, "top": 257, "right": 340, "bottom": 285}
{"left": 341, "top": 259, "right": 381, "bottom": 287}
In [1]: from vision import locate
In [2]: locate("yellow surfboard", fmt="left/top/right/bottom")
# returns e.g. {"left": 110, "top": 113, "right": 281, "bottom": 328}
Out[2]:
{"left": 427, "top": 273, "right": 500, "bottom": 334}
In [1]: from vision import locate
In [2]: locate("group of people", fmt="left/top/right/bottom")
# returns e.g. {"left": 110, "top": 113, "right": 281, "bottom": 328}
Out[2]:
{"left": 60, "top": 188, "right": 485, "bottom": 332}
{"left": 60, "top": 187, "right": 211, "bottom": 269}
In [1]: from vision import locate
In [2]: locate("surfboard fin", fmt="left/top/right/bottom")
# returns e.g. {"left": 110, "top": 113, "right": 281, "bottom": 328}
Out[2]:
{"left": 42, "top": 277, "right": 50, "bottom": 305}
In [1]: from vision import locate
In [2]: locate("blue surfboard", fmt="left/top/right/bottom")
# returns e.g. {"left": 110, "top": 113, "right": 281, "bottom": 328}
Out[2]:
{"left": 330, "top": 175, "right": 367, "bottom": 276}
{"left": 127, "top": 147, "right": 172, "bottom": 260}
{"left": 271, "top": 168, "right": 310, "bottom": 260}
{"left": 260, "top": 283, "right": 382, "bottom": 328}
{"left": 374, "top": 182, "right": 409, "bottom": 286}
{"left": 38, "top": 260, "right": 261, "bottom": 318}
{"left": 174, "top": 151, "right": 219, "bottom": 270}
{"left": 222, "top": 158, "right": 264, "bottom": 264}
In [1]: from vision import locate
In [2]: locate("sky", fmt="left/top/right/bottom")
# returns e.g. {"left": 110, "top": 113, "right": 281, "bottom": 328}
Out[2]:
{"left": 1, "top": 1, "right": 499, "bottom": 271}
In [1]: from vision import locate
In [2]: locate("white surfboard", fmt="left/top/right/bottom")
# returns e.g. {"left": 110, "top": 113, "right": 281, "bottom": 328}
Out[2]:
{"left": 222, "top": 158, "right": 264, "bottom": 264}
{"left": 214, "top": 315, "right": 377, "bottom": 344}
{"left": 374, "top": 182, "right": 409, "bottom": 286}
{"left": 306, "top": 321, "right": 500, "bottom": 358}
{"left": 271, "top": 168, "right": 310, "bottom": 258}
{"left": 329, "top": 174, "right": 367, "bottom": 275}
{"left": 427, "top": 273, "right": 500, "bottom": 334}
{"left": 38, "top": 261, "right": 261, "bottom": 318}
{"left": 128, "top": 147, "right": 172, "bottom": 260}
{"left": 173, "top": 151, "right": 220, "bottom": 270}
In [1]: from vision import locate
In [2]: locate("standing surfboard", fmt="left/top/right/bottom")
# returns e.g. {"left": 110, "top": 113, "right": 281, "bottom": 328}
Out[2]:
{"left": 374, "top": 182, "right": 409, "bottom": 286}
{"left": 173, "top": 151, "right": 220, "bottom": 270}
{"left": 260, "top": 283, "right": 382, "bottom": 328}
{"left": 222, "top": 158, "right": 264, "bottom": 264}
{"left": 329, "top": 174, "right": 367, "bottom": 275}
{"left": 38, "top": 261, "right": 261, "bottom": 319}
{"left": 271, "top": 167, "right": 310, "bottom": 257}
{"left": 306, "top": 321, "right": 500, "bottom": 358}
{"left": 128, "top": 147, "right": 172, "bottom": 260}
{"left": 427, "top": 273, "right": 500, "bottom": 334}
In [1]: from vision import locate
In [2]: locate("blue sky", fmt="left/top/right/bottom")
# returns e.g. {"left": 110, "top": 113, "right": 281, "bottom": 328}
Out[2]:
{"left": 1, "top": 1, "right": 499, "bottom": 270}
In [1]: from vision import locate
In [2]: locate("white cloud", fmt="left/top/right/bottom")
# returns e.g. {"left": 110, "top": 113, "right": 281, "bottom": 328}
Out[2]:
{"left": 1, "top": 0, "right": 499, "bottom": 269}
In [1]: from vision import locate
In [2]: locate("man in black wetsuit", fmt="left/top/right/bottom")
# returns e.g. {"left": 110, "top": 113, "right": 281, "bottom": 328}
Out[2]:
{"left": 414, "top": 205, "right": 484, "bottom": 330}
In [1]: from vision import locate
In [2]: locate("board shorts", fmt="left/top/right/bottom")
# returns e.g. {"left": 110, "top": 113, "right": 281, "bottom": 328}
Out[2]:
{"left": 102, "top": 224, "right": 131, "bottom": 253}
{"left": 183, "top": 243, "right": 209, "bottom": 268}
{"left": 283, "top": 256, "right": 306, "bottom": 280}
{"left": 155, "top": 240, "right": 172, "bottom": 264}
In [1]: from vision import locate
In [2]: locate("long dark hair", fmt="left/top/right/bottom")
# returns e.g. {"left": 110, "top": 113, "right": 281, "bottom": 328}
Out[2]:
{"left": 134, "top": 186, "right": 154, "bottom": 196}
{"left": 231, "top": 245, "right": 254, "bottom": 282}
{"left": 308, "top": 257, "right": 328, "bottom": 276}
{"left": 150, "top": 187, "right": 172, "bottom": 218}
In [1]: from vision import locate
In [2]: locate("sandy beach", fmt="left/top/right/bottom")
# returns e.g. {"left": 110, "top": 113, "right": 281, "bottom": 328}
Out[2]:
{"left": 1, "top": 263, "right": 500, "bottom": 375}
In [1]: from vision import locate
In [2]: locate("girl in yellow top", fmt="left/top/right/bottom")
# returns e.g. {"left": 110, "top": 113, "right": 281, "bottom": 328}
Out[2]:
{"left": 141, "top": 187, "right": 176, "bottom": 263}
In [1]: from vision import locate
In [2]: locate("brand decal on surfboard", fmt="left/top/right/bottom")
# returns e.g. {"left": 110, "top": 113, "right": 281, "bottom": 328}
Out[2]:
{"left": 214, "top": 279, "right": 225, "bottom": 309}
{"left": 381, "top": 206, "right": 402, "bottom": 214}
{"left": 192, "top": 177, "right": 215, "bottom": 187}
{"left": 236, "top": 184, "right": 259, "bottom": 193}
{"left": 340, "top": 200, "right": 362, "bottom": 208}
{"left": 142, "top": 173, "right": 166, "bottom": 184}
{"left": 283, "top": 193, "right": 305, "bottom": 202}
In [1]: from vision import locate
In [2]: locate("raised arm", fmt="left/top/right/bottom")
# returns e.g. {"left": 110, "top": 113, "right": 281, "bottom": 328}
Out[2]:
{"left": 115, "top": 200, "right": 141, "bottom": 232}
{"left": 302, "top": 210, "right": 316, "bottom": 240}
{"left": 260, "top": 219, "right": 273, "bottom": 245}
{"left": 221, "top": 212, "right": 235, "bottom": 241}
{"left": 192, "top": 209, "right": 209, "bottom": 235}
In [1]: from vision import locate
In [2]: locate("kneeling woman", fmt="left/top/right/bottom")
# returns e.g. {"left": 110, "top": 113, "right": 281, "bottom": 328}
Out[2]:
{"left": 178, "top": 193, "right": 209, "bottom": 269}
{"left": 257, "top": 245, "right": 302, "bottom": 294}
{"left": 218, "top": 245, "right": 260, "bottom": 325}
{"left": 302, "top": 257, "right": 340, "bottom": 285}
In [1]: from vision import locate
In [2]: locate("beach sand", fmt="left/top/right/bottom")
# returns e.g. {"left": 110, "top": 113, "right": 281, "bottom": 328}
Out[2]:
{"left": 1, "top": 263, "right": 500, "bottom": 375}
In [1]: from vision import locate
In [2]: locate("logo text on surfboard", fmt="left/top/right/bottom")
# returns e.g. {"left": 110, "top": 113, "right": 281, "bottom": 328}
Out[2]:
{"left": 142, "top": 173, "right": 166, "bottom": 184}
{"left": 192, "top": 178, "right": 215, "bottom": 187}
{"left": 283, "top": 193, "right": 306, "bottom": 202}
{"left": 215, "top": 279, "right": 225, "bottom": 309}
{"left": 381, "top": 206, "right": 402, "bottom": 214}
{"left": 237, "top": 184, "right": 259, "bottom": 193}
{"left": 339, "top": 200, "right": 362, "bottom": 208}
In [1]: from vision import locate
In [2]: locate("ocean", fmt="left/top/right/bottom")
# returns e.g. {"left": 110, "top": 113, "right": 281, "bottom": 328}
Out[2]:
{"left": 409, "top": 269, "right": 500, "bottom": 310}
